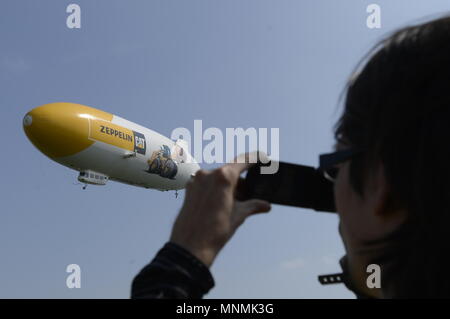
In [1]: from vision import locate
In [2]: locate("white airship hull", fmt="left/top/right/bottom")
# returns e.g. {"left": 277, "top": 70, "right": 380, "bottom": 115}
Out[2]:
{"left": 23, "top": 103, "right": 199, "bottom": 191}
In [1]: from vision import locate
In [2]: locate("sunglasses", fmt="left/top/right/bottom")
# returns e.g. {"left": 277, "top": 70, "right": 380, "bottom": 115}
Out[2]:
{"left": 318, "top": 148, "right": 363, "bottom": 182}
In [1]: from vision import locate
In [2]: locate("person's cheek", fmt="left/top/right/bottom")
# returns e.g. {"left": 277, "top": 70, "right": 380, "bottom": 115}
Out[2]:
{"left": 335, "top": 162, "right": 370, "bottom": 246}
{"left": 334, "top": 163, "right": 352, "bottom": 246}
{"left": 337, "top": 221, "right": 349, "bottom": 251}
{"left": 334, "top": 164, "right": 348, "bottom": 220}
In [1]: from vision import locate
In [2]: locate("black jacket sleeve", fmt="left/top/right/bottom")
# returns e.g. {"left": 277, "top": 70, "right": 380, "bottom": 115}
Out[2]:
{"left": 131, "top": 242, "right": 215, "bottom": 299}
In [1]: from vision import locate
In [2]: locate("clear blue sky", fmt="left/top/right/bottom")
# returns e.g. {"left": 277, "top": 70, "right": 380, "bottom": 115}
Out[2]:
{"left": 1, "top": 0, "right": 448, "bottom": 298}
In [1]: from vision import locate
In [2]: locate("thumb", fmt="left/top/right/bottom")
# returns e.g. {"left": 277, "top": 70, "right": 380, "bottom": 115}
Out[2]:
{"left": 239, "top": 199, "right": 272, "bottom": 217}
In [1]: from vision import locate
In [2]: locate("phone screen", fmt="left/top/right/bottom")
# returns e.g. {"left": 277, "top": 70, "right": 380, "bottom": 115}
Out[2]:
{"left": 243, "top": 161, "right": 336, "bottom": 213}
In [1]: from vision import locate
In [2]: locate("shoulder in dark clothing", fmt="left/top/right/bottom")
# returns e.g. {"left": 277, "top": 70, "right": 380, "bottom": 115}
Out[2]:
{"left": 131, "top": 242, "right": 215, "bottom": 299}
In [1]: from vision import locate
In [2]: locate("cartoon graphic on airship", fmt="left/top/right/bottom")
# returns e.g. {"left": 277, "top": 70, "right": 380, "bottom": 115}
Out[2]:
{"left": 23, "top": 102, "right": 199, "bottom": 191}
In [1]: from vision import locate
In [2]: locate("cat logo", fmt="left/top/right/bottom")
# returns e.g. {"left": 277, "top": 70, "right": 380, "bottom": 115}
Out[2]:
{"left": 132, "top": 131, "right": 146, "bottom": 155}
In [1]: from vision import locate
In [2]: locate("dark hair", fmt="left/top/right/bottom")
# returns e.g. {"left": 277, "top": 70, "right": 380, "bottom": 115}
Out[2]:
{"left": 335, "top": 14, "right": 450, "bottom": 298}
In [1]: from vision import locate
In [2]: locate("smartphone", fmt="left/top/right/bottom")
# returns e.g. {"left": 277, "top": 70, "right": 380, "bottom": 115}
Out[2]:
{"left": 243, "top": 161, "right": 336, "bottom": 213}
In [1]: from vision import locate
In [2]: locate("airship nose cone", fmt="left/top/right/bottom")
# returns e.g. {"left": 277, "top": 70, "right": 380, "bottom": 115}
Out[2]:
{"left": 23, "top": 114, "right": 33, "bottom": 127}
{"left": 23, "top": 102, "right": 112, "bottom": 158}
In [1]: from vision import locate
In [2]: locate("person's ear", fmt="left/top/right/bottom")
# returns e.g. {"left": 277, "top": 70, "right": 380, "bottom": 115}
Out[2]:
{"left": 369, "top": 163, "right": 406, "bottom": 226}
